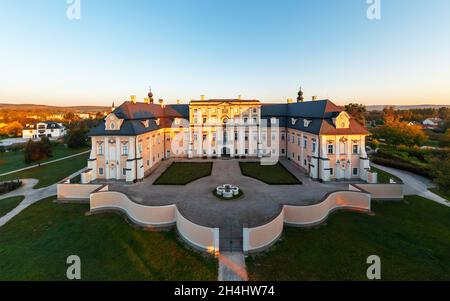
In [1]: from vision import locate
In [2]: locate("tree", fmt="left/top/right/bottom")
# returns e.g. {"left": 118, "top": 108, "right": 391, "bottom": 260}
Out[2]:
{"left": 2, "top": 121, "right": 24, "bottom": 137}
{"left": 24, "top": 138, "right": 53, "bottom": 165}
{"left": 382, "top": 106, "right": 399, "bottom": 124}
{"left": 432, "top": 155, "right": 450, "bottom": 195}
{"left": 345, "top": 103, "right": 367, "bottom": 125}
{"left": 438, "top": 107, "right": 449, "bottom": 121}
{"left": 372, "top": 121, "right": 427, "bottom": 147}
{"left": 66, "top": 128, "right": 87, "bottom": 148}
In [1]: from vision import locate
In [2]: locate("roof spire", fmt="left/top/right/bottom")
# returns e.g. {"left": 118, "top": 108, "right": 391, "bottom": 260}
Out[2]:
{"left": 112, "top": 101, "right": 115, "bottom": 111}
{"left": 297, "top": 86, "right": 304, "bottom": 103}
{"left": 147, "top": 86, "right": 154, "bottom": 104}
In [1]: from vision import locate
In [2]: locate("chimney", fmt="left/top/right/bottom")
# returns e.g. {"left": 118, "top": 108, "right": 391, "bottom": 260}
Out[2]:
{"left": 287, "top": 98, "right": 294, "bottom": 104}
{"left": 312, "top": 96, "right": 318, "bottom": 101}
{"left": 130, "top": 95, "right": 137, "bottom": 104}
{"left": 144, "top": 97, "right": 150, "bottom": 104}
{"left": 200, "top": 95, "right": 205, "bottom": 101}
{"left": 238, "top": 95, "right": 242, "bottom": 100}
{"left": 176, "top": 99, "right": 180, "bottom": 105}
{"left": 158, "top": 99, "right": 164, "bottom": 106}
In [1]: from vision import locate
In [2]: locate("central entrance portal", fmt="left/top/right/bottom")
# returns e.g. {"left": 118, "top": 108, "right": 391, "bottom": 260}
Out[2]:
{"left": 222, "top": 147, "right": 231, "bottom": 158}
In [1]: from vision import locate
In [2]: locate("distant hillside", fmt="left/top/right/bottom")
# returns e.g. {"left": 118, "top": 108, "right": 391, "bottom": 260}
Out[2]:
{"left": 366, "top": 104, "right": 450, "bottom": 111}
{"left": 0, "top": 103, "right": 110, "bottom": 112}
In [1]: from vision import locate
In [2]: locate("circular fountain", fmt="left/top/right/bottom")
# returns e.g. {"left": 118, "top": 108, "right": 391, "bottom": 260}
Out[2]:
{"left": 215, "top": 184, "right": 242, "bottom": 200}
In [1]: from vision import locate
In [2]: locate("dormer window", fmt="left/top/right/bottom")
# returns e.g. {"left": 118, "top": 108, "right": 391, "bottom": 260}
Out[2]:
{"left": 304, "top": 119, "right": 312, "bottom": 127}
{"left": 291, "top": 118, "right": 298, "bottom": 125}
{"left": 110, "top": 123, "right": 115, "bottom": 130}
{"left": 155, "top": 118, "right": 161, "bottom": 126}
{"left": 141, "top": 120, "right": 150, "bottom": 128}
{"left": 335, "top": 112, "right": 350, "bottom": 129}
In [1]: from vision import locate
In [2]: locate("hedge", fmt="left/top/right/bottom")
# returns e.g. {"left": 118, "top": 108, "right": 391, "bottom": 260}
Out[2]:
{"left": 371, "top": 157, "right": 433, "bottom": 179}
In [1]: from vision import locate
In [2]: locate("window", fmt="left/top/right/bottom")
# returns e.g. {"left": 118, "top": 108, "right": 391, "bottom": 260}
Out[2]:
{"left": 194, "top": 109, "right": 198, "bottom": 113}
{"left": 138, "top": 143, "right": 143, "bottom": 153}
{"left": 245, "top": 133, "right": 249, "bottom": 141}
{"left": 203, "top": 134, "right": 207, "bottom": 141}
{"left": 253, "top": 118, "right": 257, "bottom": 124}
{"left": 235, "top": 132, "right": 239, "bottom": 140}
{"left": 304, "top": 159, "right": 307, "bottom": 166}
{"left": 281, "top": 149, "right": 285, "bottom": 154}
{"left": 194, "top": 133, "right": 198, "bottom": 141}
{"left": 298, "top": 155, "right": 300, "bottom": 161}
{"left": 330, "top": 168, "right": 334, "bottom": 175}
{"left": 312, "top": 141, "right": 316, "bottom": 153}
{"left": 281, "top": 134, "right": 285, "bottom": 141}
{"left": 245, "top": 149, "right": 248, "bottom": 154}
{"left": 122, "top": 168, "right": 127, "bottom": 176}
{"left": 97, "top": 144, "right": 103, "bottom": 156}
{"left": 353, "top": 145, "right": 359, "bottom": 154}
{"left": 122, "top": 144, "right": 128, "bottom": 156}
{"left": 328, "top": 145, "right": 334, "bottom": 154}
{"left": 99, "top": 168, "right": 104, "bottom": 175}
{"left": 353, "top": 168, "right": 358, "bottom": 176}
{"left": 203, "top": 118, "right": 207, "bottom": 124}
{"left": 297, "top": 137, "right": 301, "bottom": 146}
{"left": 253, "top": 108, "right": 257, "bottom": 114}
{"left": 110, "top": 123, "right": 115, "bottom": 130}
{"left": 303, "top": 138, "right": 307, "bottom": 149}
{"left": 147, "top": 160, "right": 150, "bottom": 166}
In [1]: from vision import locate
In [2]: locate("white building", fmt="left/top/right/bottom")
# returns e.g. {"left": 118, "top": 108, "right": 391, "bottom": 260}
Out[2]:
{"left": 422, "top": 118, "right": 442, "bottom": 129}
{"left": 22, "top": 122, "right": 67, "bottom": 140}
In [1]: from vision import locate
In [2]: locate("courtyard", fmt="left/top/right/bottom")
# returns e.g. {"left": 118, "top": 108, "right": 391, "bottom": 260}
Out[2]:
{"left": 109, "top": 159, "right": 353, "bottom": 231}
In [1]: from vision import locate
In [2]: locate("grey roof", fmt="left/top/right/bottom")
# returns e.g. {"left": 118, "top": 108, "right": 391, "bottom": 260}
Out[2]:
{"left": 88, "top": 99, "right": 368, "bottom": 137}
{"left": 24, "top": 121, "right": 64, "bottom": 130}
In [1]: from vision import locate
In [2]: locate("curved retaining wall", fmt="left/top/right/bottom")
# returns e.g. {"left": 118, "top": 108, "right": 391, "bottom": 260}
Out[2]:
{"left": 284, "top": 190, "right": 371, "bottom": 226}
{"left": 243, "top": 211, "right": 284, "bottom": 253}
{"left": 176, "top": 208, "right": 219, "bottom": 255}
{"left": 243, "top": 190, "right": 371, "bottom": 254}
{"left": 90, "top": 191, "right": 176, "bottom": 227}
{"left": 89, "top": 190, "right": 219, "bottom": 255}
{"left": 57, "top": 183, "right": 107, "bottom": 201}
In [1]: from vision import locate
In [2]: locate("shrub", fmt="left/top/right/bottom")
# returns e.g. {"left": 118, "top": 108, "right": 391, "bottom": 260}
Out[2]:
{"left": 371, "top": 157, "right": 432, "bottom": 179}
{"left": 0, "top": 180, "right": 22, "bottom": 194}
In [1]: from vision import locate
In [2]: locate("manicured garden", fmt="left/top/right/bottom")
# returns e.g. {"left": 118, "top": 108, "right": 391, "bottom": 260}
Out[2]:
{"left": 247, "top": 195, "right": 450, "bottom": 280}
{"left": 153, "top": 162, "right": 213, "bottom": 185}
{"left": 0, "top": 197, "right": 217, "bottom": 280}
{"left": 239, "top": 162, "right": 301, "bottom": 185}
{"left": 0, "top": 153, "right": 89, "bottom": 189}
{"left": 0, "top": 196, "right": 24, "bottom": 217}
{"left": 0, "top": 144, "right": 89, "bottom": 174}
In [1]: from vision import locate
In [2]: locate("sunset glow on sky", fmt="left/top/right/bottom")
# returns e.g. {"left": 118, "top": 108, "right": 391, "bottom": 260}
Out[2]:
{"left": 1, "top": 0, "right": 449, "bottom": 106}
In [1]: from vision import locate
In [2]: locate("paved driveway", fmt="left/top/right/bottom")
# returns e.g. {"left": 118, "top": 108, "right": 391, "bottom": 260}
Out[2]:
{"left": 110, "top": 159, "right": 351, "bottom": 229}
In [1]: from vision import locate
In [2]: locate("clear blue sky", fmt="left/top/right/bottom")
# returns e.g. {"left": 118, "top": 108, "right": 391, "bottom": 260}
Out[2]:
{"left": 1, "top": 0, "right": 449, "bottom": 106}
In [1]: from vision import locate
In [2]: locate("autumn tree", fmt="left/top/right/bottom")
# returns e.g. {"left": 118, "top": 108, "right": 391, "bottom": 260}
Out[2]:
{"left": 372, "top": 121, "right": 427, "bottom": 147}
{"left": 24, "top": 138, "right": 53, "bottom": 165}
{"left": 345, "top": 103, "right": 367, "bottom": 125}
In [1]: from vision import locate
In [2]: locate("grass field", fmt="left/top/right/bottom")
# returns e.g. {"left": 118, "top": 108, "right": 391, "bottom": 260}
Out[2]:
{"left": 239, "top": 162, "right": 301, "bottom": 185}
{"left": 0, "top": 197, "right": 217, "bottom": 281}
{"left": 371, "top": 167, "right": 403, "bottom": 184}
{"left": 247, "top": 195, "right": 450, "bottom": 281}
{"left": 0, "top": 153, "right": 89, "bottom": 189}
{"left": 153, "top": 162, "right": 212, "bottom": 185}
{"left": 0, "top": 196, "right": 24, "bottom": 217}
{"left": 0, "top": 144, "right": 89, "bottom": 174}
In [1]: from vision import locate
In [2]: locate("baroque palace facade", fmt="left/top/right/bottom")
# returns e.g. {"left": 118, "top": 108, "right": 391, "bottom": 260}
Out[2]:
{"left": 83, "top": 89, "right": 370, "bottom": 183}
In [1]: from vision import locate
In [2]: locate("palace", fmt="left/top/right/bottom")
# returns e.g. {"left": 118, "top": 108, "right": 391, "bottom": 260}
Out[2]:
{"left": 83, "top": 89, "right": 371, "bottom": 183}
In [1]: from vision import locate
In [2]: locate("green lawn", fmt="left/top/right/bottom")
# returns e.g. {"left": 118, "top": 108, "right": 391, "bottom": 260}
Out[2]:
{"left": 0, "top": 153, "right": 89, "bottom": 189}
{"left": 371, "top": 167, "right": 403, "bottom": 184}
{"left": 430, "top": 188, "right": 450, "bottom": 202}
{"left": 239, "top": 162, "right": 301, "bottom": 185}
{"left": 0, "top": 144, "right": 89, "bottom": 174}
{"left": 153, "top": 162, "right": 212, "bottom": 185}
{"left": 247, "top": 195, "right": 450, "bottom": 281}
{"left": 0, "top": 197, "right": 217, "bottom": 281}
{"left": 0, "top": 196, "right": 24, "bottom": 217}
